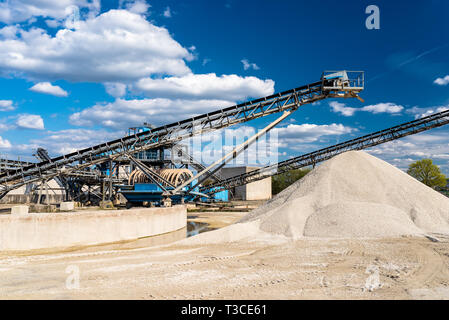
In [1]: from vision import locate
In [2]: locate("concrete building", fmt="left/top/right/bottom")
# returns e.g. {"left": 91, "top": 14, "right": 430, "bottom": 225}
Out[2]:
{"left": 221, "top": 166, "right": 271, "bottom": 201}
{"left": 0, "top": 179, "right": 65, "bottom": 204}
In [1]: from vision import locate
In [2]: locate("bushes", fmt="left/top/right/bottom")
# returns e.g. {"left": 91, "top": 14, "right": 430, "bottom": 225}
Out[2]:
{"left": 272, "top": 168, "right": 311, "bottom": 195}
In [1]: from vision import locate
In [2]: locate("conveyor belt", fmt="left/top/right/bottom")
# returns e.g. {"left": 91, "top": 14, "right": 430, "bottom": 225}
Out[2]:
{"left": 0, "top": 71, "right": 364, "bottom": 197}
{"left": 202, "top": 109, "right": 449, "bottom": 194}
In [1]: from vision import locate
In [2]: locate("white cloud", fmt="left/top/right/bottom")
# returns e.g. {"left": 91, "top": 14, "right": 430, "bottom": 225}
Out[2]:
{"left": 45, "top": 19, "right": 60, "bottom": 28}
{"left": 135, "top": 73, "right": 274, "bottom": 100}
{"left": 361, "top": 102, "right": 404, "bottom": 114}
{"left": 0, "top": 25, "right": 19, "bottom": 38}
{"left": 122, "top": 0, "right": 150, "bottom": 15}
{"left": 0, "top": 9, "right": 192, "bottom": 82}
{"left": 329, "top": 101, "right": 357, "bottom": 116}
{"left": 104, "top": 82, "right": 127, "bottom": 98}
{"left": 69, "top": 98, "right": 235, "bottom": 129}
{"left": 16, "top": 114, "right": 44, "bottom": 130}
{"left": 434, "top": 75, "right": 449, "bottom": 86}
{"left": 366, "top": 128, "right": 449, "bottom": 174}
{"left": 182, "top": 125, "right": 283, "bottom": 167}
{"left": 30, "top": 128, "right": 123, "bottom": 154}
{"left": 407, "top": 133, "right": 449, "bottom": 143}
{"left": 329, "top": 101, "right": 403, "bottom": 116}
{"left": 0, "top": 100, "right": 15, "bottom": 111}
{"left": 0, "top": 0, "right": 100, "bottom": 24}
{"left": 273, "top": 123, "right": 353, "bottom": 143}
{"left": 0, "top": 136, "right": 11, "bottom": 148}
{"left": 29, "top": 82, "right": 68, "bottom": 97}
{"left": 241, "top": 59, "right": 260, "bottom": 71}
{"left": 406, "top": 105, "right": 449, "bottom": 119}
{"left": 163, "top": 6, "right": 172, "bottom": 18}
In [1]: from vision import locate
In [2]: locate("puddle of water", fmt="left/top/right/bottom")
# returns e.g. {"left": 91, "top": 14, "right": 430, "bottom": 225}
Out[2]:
{"left": 187, "top": 221, "right": 216, "bottom": 237}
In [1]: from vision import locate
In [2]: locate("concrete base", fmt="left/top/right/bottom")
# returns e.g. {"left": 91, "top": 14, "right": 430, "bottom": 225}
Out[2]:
{"left": 11, "top": 205, "right": 29, "bottom": 215}
{"left": 162, "top": 197, "right": 172, "bottom": 207}
{"left": 60, "top": 201, "right": 75, "bottom": 211}
{"left": 99, "top": 200, "right": 114, "bottom": 209}
{"left": 0, "top": 205, "right": 187, "bottom": 252}
{"left": 29, "top": 204, "right": 56, "bottom": 213}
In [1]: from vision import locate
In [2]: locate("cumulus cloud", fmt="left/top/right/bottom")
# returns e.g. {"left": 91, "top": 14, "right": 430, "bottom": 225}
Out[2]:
{"left": 434, "top": 75, "right": 449, "bottom": 86}
{"left": 104, "top": 82, "right": 127, "bottom": 98}
{"left": 202, "top": 58, "right": 211, "bottom": 66}
{"left": 45, "top": 19, "right": 61, "bottom": 28}
{"left": 329, "top": 101, "right": 404, "bottom": 116}
{"left": 29, "top": 82, "right": 68, "bottom": 97}
{"left": 135, "top": 73, "right": 275, "bottom": 100}
{"left": 16, "top": 114, "right": 44, "bottom": 130}
{"left": 329, "top": 101, "right": 357, "bottom": 116}
{"left": 69, "top": 98, "right": 235, "bottom": 129}
{"left": 163, "top": 6, "right": 172, "bottom": 18}
{"left": 362, "top": 102, "right": 404, "bottom": 114}
{"left": 0, "top": 100, "right": 15, "bottom": 111}
{"left": 406, "top": 105, "right": 449, "bottom": 119}
{"left": 180, "top": 125, "right": 283, "bottom": 167}
{"left": 0, "top": 9, "right": 192, "bottom": 82}
{"left": 241, "top": 59, "right": 260, "bottom": 71}
{"left": 273, "top": 123, "right": 353, "bottom": 143}
{"left": 121, "top": 0, "right": 150, "bottom": 15}
{"left": 0, "top": 136, "right": 12, "bottom": 148}
{"left": 71, "top": 72, "right": 276, "bottom": 130}
{"left": 366, "top": 129, "right": 449, "bottom": 174}
{"left": 30, "top": 128, "right": 123, "bottom": 154}
{"left": 0, "top": 0, "right": 100, "bottom": 24}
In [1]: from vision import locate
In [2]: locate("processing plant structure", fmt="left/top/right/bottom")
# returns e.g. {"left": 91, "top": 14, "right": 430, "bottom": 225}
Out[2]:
{"left": 0, "top": 70, "right": 447, "bottom": 208}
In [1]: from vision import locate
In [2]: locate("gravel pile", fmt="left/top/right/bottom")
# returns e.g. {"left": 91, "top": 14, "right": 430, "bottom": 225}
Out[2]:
{"left": 186, "top": 151, "right": 449, "bottom": 244}
{"left": 240, "top": 151, "right": 449, "bottom": 239}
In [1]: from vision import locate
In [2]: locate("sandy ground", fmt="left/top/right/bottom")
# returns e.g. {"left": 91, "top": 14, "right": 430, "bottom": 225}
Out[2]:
{"left": 1, "top": 212, "right": 449, "bottom": 300}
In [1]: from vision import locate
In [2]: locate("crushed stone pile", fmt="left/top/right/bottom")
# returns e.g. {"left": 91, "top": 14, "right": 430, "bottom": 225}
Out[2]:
{"left": 186, "top": 151, "right": 449, "bottom": 243}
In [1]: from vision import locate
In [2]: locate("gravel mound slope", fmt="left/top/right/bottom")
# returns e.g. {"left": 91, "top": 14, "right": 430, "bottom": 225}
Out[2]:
{"left": 240, "top": 151, "right": 449, "bottom": 239}
{"left": 186, "top": 151, "right": 449, "bottom": 244}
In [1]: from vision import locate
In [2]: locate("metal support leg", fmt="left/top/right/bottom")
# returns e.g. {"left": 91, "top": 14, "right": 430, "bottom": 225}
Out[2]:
{"left": 172, "top": 110, "right": 293, "bottom": 195}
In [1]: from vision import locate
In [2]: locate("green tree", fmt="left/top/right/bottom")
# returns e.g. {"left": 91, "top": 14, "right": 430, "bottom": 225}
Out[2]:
{"left": 407, "top": 159, "right": 447, "bottom": 189}
{"left": 272, "top": 168, "right": 311, "bottom": 195}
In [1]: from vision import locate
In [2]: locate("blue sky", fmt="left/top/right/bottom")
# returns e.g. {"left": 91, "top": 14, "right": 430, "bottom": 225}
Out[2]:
{"left": 0, "top": 0, "right": 448, "bottom": 173}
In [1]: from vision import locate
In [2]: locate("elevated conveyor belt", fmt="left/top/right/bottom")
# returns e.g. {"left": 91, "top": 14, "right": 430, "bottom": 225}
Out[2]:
{"left": 0, "top": 71, "right": 364, "bottom": 197}
{"left": 201, "top": 109, "right": 449, "bottom": 194}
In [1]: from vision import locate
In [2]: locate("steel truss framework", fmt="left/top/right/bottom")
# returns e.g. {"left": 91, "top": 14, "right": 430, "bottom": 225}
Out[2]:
{"left": 202, "top": 109, "right": 449, "bottom": 194}
{"left": 171, "top": 144, "right": 224, "bottom": 183}
{"left": 0, "top": 72, "right": 364, "bottom": 198}
{"left": 0, "top": 159, "right": 34, "bottom": 172}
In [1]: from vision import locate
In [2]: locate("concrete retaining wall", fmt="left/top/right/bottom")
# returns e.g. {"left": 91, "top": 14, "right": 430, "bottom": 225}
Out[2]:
{"left": 0, "top": 205, "right": 186, "bottom": 252}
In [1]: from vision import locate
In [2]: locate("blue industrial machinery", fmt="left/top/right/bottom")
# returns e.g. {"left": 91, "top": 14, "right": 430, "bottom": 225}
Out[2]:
{"left": 0, "top": 71, "right": 367, "bottom": 206}
{"left": 0, "top": 71, "right": 365, "bottom": 200}
{"left": 3, "top": 69, "right": 449, "bottom": 208}
{"left": 118, "top": 182, "right": 213, "bottom": 207}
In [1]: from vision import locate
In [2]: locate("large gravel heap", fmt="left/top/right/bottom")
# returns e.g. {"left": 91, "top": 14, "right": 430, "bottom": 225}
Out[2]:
{"left": 239, "top": 151, "right": 449, "bottom": 239}
{"left": 186, "top": 151, "right": 449, "bottom": 244}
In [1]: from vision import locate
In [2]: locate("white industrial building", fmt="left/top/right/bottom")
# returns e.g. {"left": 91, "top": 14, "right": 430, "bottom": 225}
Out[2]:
{"left": 221, "top": 166, "right": 272, "bottom": 201}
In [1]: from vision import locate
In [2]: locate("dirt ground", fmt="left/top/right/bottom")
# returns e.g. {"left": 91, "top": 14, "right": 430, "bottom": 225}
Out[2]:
{"left": 1, "top": 211, "right": 449, "bottom": 300}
